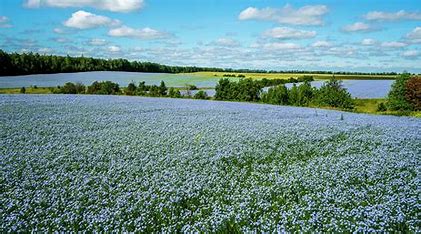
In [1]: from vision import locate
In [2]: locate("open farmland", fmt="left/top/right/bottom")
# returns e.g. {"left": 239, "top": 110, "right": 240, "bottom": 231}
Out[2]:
{"left": 1, "top": 95, "right": 420, "bottom": 232}
{"left": 190, "top": 72, "right": 397, "bottom": 80}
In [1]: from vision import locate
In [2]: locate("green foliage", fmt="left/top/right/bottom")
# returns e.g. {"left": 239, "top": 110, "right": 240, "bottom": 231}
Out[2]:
{"left": 20, "top": 87, "right": 26, "bottom": 94}
{"left": 376, "top": 102, "right": 387, "bottom": 112}
{"left": 387, "top": 73, "right": 413, "bottom": 111}
{"left": 55, "top": 82, "right": 85, "bottom": 94}
{"left": 87, "top": 81, "right": 119, "bottom": 95}
{"left": 125, "top": 82, "right": 137, "bottom": 95}
{"left": 168, "top": 87, "right": 181, "bottom": 98}
{"left": 194, "top": 90, "right": 208, "bottom": 99}
{"left": 215, "top": 78, "right": 261, "bottom": 102}
{"left": 314, "top": 78, "right": 354, "bottom": 109}
{"left": 159, "top": 81, "right": 167, "bottom": 96}
{"left": 262, "top": 85, "right": 289, "bottom": 105}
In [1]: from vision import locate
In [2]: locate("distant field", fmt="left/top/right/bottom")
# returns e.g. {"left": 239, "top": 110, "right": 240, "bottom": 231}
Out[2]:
{"left": 0, "top": 87, "right": 52, "bottom": 94}
{"left": 189, "top": 72, "right": 397, "bottom": 80}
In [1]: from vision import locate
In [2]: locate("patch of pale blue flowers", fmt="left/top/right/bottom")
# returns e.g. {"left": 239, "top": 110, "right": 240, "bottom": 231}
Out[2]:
{"left": 1, "top": 94, "right": 420, "bottom": 232}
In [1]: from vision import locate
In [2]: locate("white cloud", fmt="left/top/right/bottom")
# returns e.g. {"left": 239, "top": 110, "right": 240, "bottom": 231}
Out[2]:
{"left": 53, "top": 37, "right": 69, "bottom": 43}
{"left": 108, "top": 26, "right": 168, "bottom": 40}
{"left": 406, "top": 27, "right": 421, "bottom": 43}
{"left": 262, "top": 42, "right": 301, "bottom": 50}
{"left": 239, "top": 4, "right": 328, "bottom": 26}
{"left": 381, "top": 41, "right": 407, "bottom": 48}
{"left": 342, "top": 22, "right": 377, "bottom": 32}
{"left": 263, "top": 27, "right": 316, "bottom": 39}
{"left": 402, "top": 50, "right": 419, "bottom": 58}
{"left": 210, "top": 38, "right": 240, "bottom": 47}
{"left": 38, "top": 47, "right": 53, "bottom": 54}
{"left": 108, "top": 45, "right": 121, "bottom": 53}
{"left": 361, "top": 38, "right": 376, "bottom": 45}
{"left": 24, "top": 0, "right": 144, "bottom": 12}
{"left": 365, "top": 10, "right": 421, "bottom": 21}
{"left": 89, "top": 38, "right": 107, "bottom": 46}
{"left": 53, "top": 28, "right": 67, "bottom": 34}
{"left": 0, "top": 16, "right": 12, "bottom": 28}
{"left": 64, "top": 10, "right": 120, "bottom": 29}
{"left": 311, "top": 40, "right": 331, "bottom": 47}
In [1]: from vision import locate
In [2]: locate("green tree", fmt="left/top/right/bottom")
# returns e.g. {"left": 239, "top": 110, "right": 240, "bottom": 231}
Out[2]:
{"left": 262, "top": 85, "right": 289, "bottom": 105}
{"left": 168, "top": 87, "right": 181, "bottom": 98}
{"left": 387, "top": 73, "right": 413, "bottom": 111}
{"left": 314, "top": 78, "right": 354, "bottom": 109}
{"left": 20, "top": 87, "right": 26, "bottom": 94}
{"left": 159, "top": 81, "right": 167, "bottom": 96}
{"left": 194, "top": 90, "right": 208, "bottom": 99}
{"left": 125, "top": 82, "right": 137, "bottom": 95}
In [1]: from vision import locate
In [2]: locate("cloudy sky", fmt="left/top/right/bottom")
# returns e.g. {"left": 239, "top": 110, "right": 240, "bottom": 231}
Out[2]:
{"left": 0, "top": 0, "right": 420, "bottom": 72}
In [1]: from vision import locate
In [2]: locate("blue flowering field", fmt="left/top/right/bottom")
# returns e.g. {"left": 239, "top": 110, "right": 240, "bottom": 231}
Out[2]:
{"left": 1, "top": 95, "right": 420, "bottom": 232}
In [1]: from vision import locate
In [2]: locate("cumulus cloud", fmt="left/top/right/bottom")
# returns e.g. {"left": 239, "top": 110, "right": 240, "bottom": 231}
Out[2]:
{"left": 365, "top": 10, "right": 421, "bottom": 21}
{"left": 24, "top": 0, "right": 144, "bottom": 12}
{"left": 342, "top": 22, "right": 377, "bottom": 33}
{"left": 406, "top": 27, "right": 421, "bottom": 43}
{"left": 402, "top": 50, "right": 419, "bottom": 58}
{"left": 88, "top": 38, "right": 107, "bottom": 46}
{"left": 108, "top": 45, "right": 121, "bottom": 53}
{"left": 209, "top": 38, "right": 240, "bottom": 47}
{"left": 311, "top": 40, "right": 331, "bottom": 47}
{"left": 361, "top": 38, "right": 376, "bottom": 45}
{"left": 0, "top": 16, "right": 12, "bottom": 28}
{"left": 262, "top": 42, "right": 301, "bottom": 50}
{"left": 64, "top": 11, "right": 121, "bottom": 29}
{"left": 263, "top": 27, "right": 316, "bottom": 39}
{"left": 238, "top": 4, "right": 328, "bottom": 26}
{"left": 108, "top": 26, "right": 168, "bottom": 40}
{"left": 381, "top": 41, "right": 407, "bottom": 48}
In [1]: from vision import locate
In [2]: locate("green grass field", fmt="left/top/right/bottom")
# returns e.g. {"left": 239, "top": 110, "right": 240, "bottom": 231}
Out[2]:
{"left": 188, "top": 72, "right": 397, "bottom": 80}
{"left": 0, "top": 87, "right": 53, "bottom": 94}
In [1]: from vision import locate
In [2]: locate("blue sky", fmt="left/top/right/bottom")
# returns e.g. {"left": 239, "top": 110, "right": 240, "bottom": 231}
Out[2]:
{"left": 0, "top": 0, "right": 420, "bottom": 72}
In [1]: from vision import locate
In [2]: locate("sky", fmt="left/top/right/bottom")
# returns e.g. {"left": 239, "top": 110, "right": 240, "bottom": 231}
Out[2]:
{"left": 0, "top": 0, "right": 420, "bottom": 73}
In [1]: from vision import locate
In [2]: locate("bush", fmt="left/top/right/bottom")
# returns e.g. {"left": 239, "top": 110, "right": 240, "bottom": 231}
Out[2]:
{"left": 20, "top": 87, "right": 26, "bottom": 94}
{"left": 168, "top": 87, "right": 181, "bottom": 98}
{"left": 262, "top": 85, "right": 289, "bottom": 105}
{"left": 125, "top": 82, "right": 137, "bottom": 95}
{"left": 405, "top": 76, "right": 421, "bottom": 110}
{"left": 314, "top": 78, "right": 354, "bottom": 109}
{"left": 377, "top": 102, "right": 387, "bottom": 112}
{"left": 87, "top": 81, "right": 120, "bottom": 95}
{"left": 387, "top": 73, "right": 413, "bottom": 111}
{"left": 194, "top": 90, "right": 208, "bottom": 99}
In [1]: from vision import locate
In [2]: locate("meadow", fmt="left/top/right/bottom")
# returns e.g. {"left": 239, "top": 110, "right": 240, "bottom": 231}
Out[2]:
{"left": 190, "top": 71, "right": 397, "bottom": 80}
{"left": 1, "top": 94, "right": 419, "bottom": 232}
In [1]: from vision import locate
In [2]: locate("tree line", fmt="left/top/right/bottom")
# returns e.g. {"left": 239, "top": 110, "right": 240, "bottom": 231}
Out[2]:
{"left": 49, "top": 80, "right": 210, "bottom": 100}
{"left": 0, "top": 49, "right": 404, "bottom": 76}
{"left": 215, "top": 77, "right": 354, "bottom": 109}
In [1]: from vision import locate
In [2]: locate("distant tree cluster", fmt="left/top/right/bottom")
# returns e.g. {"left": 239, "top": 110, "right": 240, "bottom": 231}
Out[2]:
{"left": 386, "top": 74, "right": 421, "bottom": 111}
{"left": 0, "top": 50, "right": 405, "bottom": 76}
{"left": 214, "top": 76, "right": 314, "bottom": 102}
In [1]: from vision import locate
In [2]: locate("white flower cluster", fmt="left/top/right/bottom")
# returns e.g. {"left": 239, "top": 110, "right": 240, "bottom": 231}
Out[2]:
{"left": 1, "top": 95, "right": 420, "bottom": 232}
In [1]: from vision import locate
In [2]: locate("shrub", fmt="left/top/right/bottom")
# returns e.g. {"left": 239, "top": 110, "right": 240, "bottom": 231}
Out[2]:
{"left": 194, "top": 90, "right": 208, "bottom": 99}
{"left": 262, "top": 85, "right": 289, "bottom": 105}
{"left": 387, "top": 73, "right": 413, "bottom": 111}
{"left": 20, "top": 87, "right": 26, "bottom": 94}
{"left": 168, "top": 87, "right": 181, "bottom": 98}
{"left": 405, "top": 76, "right": 421, "bottom": 110}
{"left": 87, "top": 81, "right": 120, "bottom": 95}
{"left": 377, "top": 102, "right": 387, "bottom": 112}
{"left": 125, "top": 82, "right": 137, "bottom": 95}
{"left": 314, "top": 78, "right": 354, "bottom": 109}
